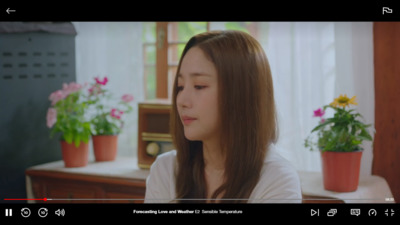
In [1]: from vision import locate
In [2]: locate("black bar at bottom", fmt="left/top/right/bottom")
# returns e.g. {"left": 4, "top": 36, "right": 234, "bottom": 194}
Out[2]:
{"left": 0, "top": 203, "right": 399, "bottom": 223}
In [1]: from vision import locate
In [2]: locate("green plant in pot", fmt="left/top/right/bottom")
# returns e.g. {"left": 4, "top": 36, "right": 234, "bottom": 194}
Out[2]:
{"left": 46, "top": 82, "right": 91, "bottom": 167}
{"left": 87, "top": 77, "right": 134, "bottom": 161}
{"left": 304, "top": 94, "right": 373, "bottom": 192}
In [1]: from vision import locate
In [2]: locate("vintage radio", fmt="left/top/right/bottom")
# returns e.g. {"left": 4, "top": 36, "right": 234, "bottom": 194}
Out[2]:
{"left": 137, "top": 99, "right": 174, "bottom": 169}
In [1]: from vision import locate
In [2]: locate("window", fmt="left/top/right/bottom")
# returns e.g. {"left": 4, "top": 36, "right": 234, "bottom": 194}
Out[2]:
{"left": 142, "top": 22, "right": 259, "bottom": 100}
{"left": 142, "top": 22, "right": 157, "bottom": 99}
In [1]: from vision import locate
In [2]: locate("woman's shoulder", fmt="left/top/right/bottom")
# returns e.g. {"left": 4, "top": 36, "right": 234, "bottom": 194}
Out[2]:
{"left": 145, "top": 150, "right": 177, "bottom": 203}
{"left": 263, "top": 145, "right": 293, "bottom": 166}
{"left": 249, "top": 145, "right": 302, "bottom": 203}
{"left": 262, "top": 144, "right": 299, "bottom": 179}
{"left": 149, "top": 150, "right": 177, "bottom": 172}
{"left": 155, "top": 149, "right": 177, "bottom": 161}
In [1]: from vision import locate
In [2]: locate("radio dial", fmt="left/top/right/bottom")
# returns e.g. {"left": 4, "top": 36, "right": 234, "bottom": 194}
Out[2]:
{"left": 146, "top": 142, "right": 160, "bottom": 156}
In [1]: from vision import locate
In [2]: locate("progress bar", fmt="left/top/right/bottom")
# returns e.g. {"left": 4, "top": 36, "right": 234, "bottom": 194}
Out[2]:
{"left": 4, "top": 198, "right": 47, "bottom": 201}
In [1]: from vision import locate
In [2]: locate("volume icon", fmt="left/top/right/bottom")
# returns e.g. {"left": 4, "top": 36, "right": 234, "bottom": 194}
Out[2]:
{"left": 55, "top": 209, "right": 65, "bottom": 217}
{"left": 5, "top": 209, "right": 12, "bottom": 217}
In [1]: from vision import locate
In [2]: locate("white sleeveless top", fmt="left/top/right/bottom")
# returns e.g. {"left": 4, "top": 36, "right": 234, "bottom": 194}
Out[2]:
{"left": 144, "top": 145, "right": 302, "bottom": 203}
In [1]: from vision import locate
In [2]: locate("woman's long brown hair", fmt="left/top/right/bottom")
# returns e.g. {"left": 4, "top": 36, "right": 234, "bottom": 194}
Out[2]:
{"left": 171, "top": 30, "right": 277, "bottom": 203}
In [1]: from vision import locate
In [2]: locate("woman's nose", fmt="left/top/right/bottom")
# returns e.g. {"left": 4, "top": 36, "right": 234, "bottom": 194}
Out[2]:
{"left": 177, "top": 87, "right": 192, "bottom": 109}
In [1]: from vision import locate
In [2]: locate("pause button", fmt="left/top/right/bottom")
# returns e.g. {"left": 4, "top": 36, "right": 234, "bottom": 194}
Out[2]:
{"left": 5, "top": 209, "right": 12, "bottom": 217}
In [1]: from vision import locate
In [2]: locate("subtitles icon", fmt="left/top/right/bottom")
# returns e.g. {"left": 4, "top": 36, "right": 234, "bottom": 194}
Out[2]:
{"left": 350, "top": 209, "right": 361, "bottom": 216}
{"left": 383, "top": 7, "right": 393, "bottom": 15}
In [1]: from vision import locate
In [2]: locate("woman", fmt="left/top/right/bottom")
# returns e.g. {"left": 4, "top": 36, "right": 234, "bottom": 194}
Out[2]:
{"left": 145, "top": 30, "right": 301, "bottom": 203}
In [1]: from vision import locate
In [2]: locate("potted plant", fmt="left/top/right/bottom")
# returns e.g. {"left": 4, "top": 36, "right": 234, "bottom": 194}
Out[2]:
{"left": 87, "top": 76, "right": 133, "bottom": 162}
{"left": 304, "top": 94, "right": 373, "bottom": 192}
{"left": 46, "top": 82, "right": 92, "bottom": 167}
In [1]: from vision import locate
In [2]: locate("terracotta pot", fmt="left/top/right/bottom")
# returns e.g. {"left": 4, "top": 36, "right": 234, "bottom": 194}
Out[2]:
{"left": 92, "top": 135, "right": 118, "bottom": 162}
{"left": 320, "top": 150, "right": 362, "bottom": 192}
{"left": 60, "top": 141, "right": 89, "bottom": 168}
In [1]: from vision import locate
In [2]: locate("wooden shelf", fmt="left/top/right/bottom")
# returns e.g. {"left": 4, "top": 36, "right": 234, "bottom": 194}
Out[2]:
{"left": 25, "top": 157, "right": 149, "bottom": 203}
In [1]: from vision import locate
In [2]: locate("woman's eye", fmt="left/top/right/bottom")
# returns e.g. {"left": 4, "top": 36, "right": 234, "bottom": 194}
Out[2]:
{"left": 194, "top": 85, "right": 206, "bottom": 90}
{"left": 177, "top": 86, "right": 183, "bottom": 92}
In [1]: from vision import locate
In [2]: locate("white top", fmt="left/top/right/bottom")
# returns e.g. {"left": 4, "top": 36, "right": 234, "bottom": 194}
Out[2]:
{"left": 145, "top": 145, "right": 302, "bottom": 203}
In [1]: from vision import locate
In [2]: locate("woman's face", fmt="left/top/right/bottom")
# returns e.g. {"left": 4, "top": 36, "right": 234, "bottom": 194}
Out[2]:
{"left": 176, "top": 46, "right": 220, "bottom": 142}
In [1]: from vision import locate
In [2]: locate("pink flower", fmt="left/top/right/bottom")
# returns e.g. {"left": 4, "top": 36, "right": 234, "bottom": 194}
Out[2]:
{"left": 110, "top": 108, "right": 124, "bottom": 119}
{"left": 49, "top": 90, "right": 66, "bottom": 106}
{"left": 62, "top": 82, "right": 82, "bottom": 96}
{"left": 46, "top": 108, "right": 57, "bottom": 128}
{"left": 49, "top": 82, "right": 83, "bottom": 105}
{"left": 313, "top": 108, "right": 325, "bottom": 118}
{"left": 121, "top": 94, "right": 134, "bottom": 103}
{"left": 88, "top": 84, "right": 103, "bottom": 95}
{"left": 95, "top": 77, "right": 108, "bottom": 86}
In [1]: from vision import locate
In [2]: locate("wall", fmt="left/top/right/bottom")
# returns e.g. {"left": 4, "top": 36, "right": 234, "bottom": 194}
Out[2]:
{"left": 373, "top": 22, "right": 400, "bottom": 203}
{"left": 0, "top": 24, "right": 76, "bottom": 202}
{"left": 72, "top": 22, "right": 144, "bottom": 159}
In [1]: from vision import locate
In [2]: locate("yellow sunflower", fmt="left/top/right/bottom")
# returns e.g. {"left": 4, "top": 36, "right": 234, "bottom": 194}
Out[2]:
{"left": 330, "top": 94, "right": 358, "bottom": 108}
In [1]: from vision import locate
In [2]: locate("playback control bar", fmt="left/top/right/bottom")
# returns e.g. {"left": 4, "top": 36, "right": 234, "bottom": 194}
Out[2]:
{"left": 1, "top": 204, "right": 399, "bottom": 223}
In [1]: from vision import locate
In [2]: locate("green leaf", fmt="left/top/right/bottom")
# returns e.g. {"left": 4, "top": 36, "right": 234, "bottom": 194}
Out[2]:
{"left": 83, "top": 122, "right": 91, "bottom": 130}
{"left": 64, "top": 132, "right": 73, "bottom": 144}
{"left": 358, "top": 127, "right": 373, "bottom": 141}
{"left": 74, "top": 135, "right": 81, "bottom": 147}
{"left": 352, "top": 139, "right": 362, "bottom": 146}
{"left": 311, "top": 119, "right": 334, "bottom": 133}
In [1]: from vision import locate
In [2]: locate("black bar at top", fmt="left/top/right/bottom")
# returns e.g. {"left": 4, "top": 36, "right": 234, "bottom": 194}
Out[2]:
{"left": 0, "top": 2, "right": 399, "bottom": 22}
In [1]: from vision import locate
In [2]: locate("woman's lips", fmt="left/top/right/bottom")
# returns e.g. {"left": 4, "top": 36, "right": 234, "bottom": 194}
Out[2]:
{"left": 182, "top": 116, "right": 197, "bottom": 125}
